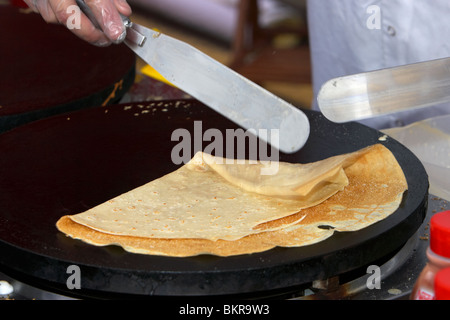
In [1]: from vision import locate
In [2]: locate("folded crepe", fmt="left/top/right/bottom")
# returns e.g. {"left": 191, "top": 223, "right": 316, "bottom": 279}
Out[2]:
{"left": 57, "top": 144, "right": 408, "bottom": 257}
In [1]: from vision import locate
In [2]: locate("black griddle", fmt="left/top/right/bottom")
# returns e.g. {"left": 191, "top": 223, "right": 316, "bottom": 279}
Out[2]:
{"left": 0, "top": 99, "right": 428, "bottom": 299}
{"left": 0, "top": 5, "right": 135, "bottom": 134}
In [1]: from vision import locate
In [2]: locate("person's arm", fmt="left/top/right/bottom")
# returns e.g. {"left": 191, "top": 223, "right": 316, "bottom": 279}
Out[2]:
{"left": 24, "top": 0, "right": 132, "bottom": 46}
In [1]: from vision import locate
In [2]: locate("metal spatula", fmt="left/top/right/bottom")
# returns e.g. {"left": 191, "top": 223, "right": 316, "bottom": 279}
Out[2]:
{"left": 318, "top": 57, "right": 450, "bottom": 123}
{"left": 76, "top": 0, "right": 310, "bottom": 154}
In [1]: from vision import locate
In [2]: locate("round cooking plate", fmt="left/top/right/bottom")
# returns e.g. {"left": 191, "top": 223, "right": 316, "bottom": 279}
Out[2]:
{"left": 0, "top": 5, "right": 135, "bottom": 134}
{"left": 0, "top": 99, "right": 428, "bottom": 298}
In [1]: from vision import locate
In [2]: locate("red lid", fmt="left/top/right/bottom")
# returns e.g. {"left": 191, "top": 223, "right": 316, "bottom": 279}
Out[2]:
{"left": 430, "top": 211, "right": 450, "bottom": 258}
{"left": 435, "top": 268, "right": 450, "bottom": 300}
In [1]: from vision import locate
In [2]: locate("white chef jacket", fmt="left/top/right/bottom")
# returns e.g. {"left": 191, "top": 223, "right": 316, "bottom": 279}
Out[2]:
{"left": 307, "top": 0, "right": 450, "bottom": 129}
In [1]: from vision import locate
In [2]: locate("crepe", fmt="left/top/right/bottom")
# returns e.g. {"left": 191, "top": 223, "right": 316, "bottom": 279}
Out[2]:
{"left": 56, "top": 144, "right": 408, "bottom": 257}
{"left": 65, "top": 149, "right": 360, "bottom": 241}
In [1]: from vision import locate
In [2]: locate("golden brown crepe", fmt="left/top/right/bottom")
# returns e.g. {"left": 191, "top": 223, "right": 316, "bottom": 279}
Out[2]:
{"left": 56, "top": 144, "right": 407, "bottom": 257}
{"left": 65, "top": 149, "right": 358, "bottom": 241}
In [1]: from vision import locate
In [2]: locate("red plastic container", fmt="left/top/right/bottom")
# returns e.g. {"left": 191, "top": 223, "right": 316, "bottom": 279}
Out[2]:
{"left": 411, "top": 211, "right": 450, "bottom": 300}
{"left": 435, "top": 268, "right": 450, "bottom": 300}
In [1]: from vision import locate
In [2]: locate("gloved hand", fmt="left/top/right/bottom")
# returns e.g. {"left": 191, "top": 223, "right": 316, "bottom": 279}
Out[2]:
{"left": 24, "top": 0, "right": 132, "bottom": 46}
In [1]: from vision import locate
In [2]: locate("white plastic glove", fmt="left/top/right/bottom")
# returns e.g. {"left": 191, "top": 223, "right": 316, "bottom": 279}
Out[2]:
{"left": 24, "top": 0, "right": 132, "bottom": 46}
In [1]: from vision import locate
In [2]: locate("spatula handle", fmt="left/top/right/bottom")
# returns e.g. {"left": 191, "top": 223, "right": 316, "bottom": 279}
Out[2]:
{"left": 75, "top": 0, "right": 131, "bottom": 30}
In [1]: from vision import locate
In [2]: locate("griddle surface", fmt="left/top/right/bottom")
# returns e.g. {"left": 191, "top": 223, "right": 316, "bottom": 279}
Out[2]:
{"left": 0, "top": 5, "right": 135, "bottom": 134}
{"left": 0, "top": 100, "right": 428, "bottom": 298}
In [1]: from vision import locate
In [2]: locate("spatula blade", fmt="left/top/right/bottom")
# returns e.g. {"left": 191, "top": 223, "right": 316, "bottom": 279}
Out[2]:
{"left": 318, "top": 57, "right": 450, "bottom": 123}
{"left": 125, "top": 24, "right": 310, "bottom": 154}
